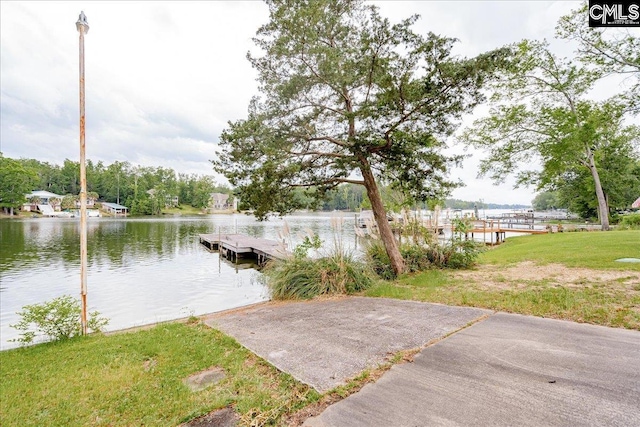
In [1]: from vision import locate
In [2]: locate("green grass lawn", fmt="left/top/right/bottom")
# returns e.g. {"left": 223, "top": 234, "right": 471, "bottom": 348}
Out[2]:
{"left": 366, "top": 230, "right": 640, "bottom": 329}
{"left": 0, "top": 322, "right": 318, "bottom": 426}
{"left": 479, "top": 230, "right": 640, "bottom": 269}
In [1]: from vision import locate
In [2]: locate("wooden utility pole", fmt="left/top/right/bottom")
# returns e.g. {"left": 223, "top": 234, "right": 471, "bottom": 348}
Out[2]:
{"left": 76, "top": 11, "right": 89, "bottom": 335}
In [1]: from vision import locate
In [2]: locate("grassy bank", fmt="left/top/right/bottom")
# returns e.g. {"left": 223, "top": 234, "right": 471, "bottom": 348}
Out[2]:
{"left": 161, "top": 205, "right": 207, "bottom": 215}
{"left": 0, "top": 322, "right": 318, "bottom": 426}
{"left": 366, "top": 230, "right": 640, "bottom": 329}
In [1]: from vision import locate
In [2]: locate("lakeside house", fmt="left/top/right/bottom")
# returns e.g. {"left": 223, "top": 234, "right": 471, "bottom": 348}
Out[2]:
{"left": 102, "top": 202, "right": 128, "bottom": 217}
{"left": 210, "top": 193, "right": 230, "bottom": 210}
{"left": 23, "top": 190, "right": 63, "bottom": 213}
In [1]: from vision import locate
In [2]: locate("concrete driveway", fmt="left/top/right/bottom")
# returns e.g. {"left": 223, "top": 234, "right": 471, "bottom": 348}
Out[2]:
{"left": 304, "top": 312, "right": 640, "bottom": 427}
{"left": 205, "top": 297, "right": 640, "bottom": 426}
{"left": 205, "top": 297, "right": 490, "bottom": 392}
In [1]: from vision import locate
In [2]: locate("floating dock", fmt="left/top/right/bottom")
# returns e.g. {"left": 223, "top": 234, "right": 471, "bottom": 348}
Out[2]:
{"left": 199, "top": 233, "right": 288, "bottom": 265}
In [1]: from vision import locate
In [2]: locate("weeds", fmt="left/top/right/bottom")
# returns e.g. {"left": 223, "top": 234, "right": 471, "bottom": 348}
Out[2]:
{"left": 10, "top": 295, "right": 109, "bottom": 345}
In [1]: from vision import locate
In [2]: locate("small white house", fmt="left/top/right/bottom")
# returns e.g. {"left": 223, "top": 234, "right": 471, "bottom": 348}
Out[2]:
{"left": 23, "top": 190, "right": 63, "bottom": 212}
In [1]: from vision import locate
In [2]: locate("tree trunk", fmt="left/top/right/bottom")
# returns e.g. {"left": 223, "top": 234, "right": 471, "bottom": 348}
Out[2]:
{"left": 359, "top": 159, "right": 405, "bottom": 276}
{"left": 587, "top": 154, "right": 610, "bottom": 231}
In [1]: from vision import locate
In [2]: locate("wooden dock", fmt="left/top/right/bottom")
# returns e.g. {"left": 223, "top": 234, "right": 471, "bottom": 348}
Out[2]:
{"left": 199, "top": 233, "right": 288, "bottom": 265}
{"left": 462, "top": 220, "right": 549, "bottom": 245}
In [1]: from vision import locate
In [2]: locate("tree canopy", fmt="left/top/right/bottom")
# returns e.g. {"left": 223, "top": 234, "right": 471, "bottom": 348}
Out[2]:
{"left": 461, "top": 37, "right": 639, "bottom": 230}
{"left": 213, "top": 0, "right": 509, "bottom": 274}
{"left": 557, "top": 2, "right": 639, "bottom": 113}
{"left": 0, "top": 154, "right": 37, "bottom": 215}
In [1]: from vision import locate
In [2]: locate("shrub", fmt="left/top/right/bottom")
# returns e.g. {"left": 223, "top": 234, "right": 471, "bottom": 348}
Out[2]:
{"left": 617, "top": 213, "right": 640, "bottom": 230}
{"left": 364, "top": 217, "right": 483, "bottom": 279}
{"left": 10, "top": 295, "right": 109, "bottom": 345}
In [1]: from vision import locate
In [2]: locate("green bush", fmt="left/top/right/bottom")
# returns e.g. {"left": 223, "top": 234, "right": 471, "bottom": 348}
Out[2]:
{"left": 364, "top": 227, "right": 483, "bottom": 279}
{"left": 618, "top": 213, "right": 640, "bottom": 230}
{"left": 10, "top": 295, "right": 109, "bottom": 345}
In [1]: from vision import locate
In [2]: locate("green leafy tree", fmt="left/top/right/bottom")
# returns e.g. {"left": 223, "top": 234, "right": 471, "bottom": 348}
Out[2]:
{"left": 48, "top": 197, "right": 61, "bottom": 211}
{"left": 0, "top": 155, "right": 37, "bottom": 215}
{"left": 322, "top": 184, "right": 365, "bottom": 211}
{"left": 87, "top": 191, "right": 99, "bottom": 203}
{"left": 213, "top": 0, "right": 509, "bottom": 275}
{"left": 102, "top": 161, "right": 132, "bottom": 205}
{"left": 177, "top": 173, "right": 195, "bottom": 206}
{"left": 532, "top": 191, "right": 564, "bottom": 211}
{"left": 557, "top": 2, "right": 639, "bottom": 113}
{"left": 59, "top": 159, "right": 80, "bottom": 195}
{"left": 86, "top": 160, "right": 106, "bottom": 195}
{"left": 191, "top": 175, "right": 218, "bottom": 209}
{"left": 61, "top": 194, "right": 77, "bottom": 210}
{"left": 18, "top": 158, "right": 63, "bottom": 194}
{"left": 461, "top": 40, "right": 639, "bottom": 230}
{"left": 554, "top": 149, "right": 640, "bottom": 218}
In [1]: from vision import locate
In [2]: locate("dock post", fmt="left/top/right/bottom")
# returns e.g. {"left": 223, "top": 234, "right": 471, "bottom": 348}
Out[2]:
{"left": 235, "top": 241, "right": 238, "bottom": 272}
{"left": 483, "top": 220, "right": 486, "bottom": 245}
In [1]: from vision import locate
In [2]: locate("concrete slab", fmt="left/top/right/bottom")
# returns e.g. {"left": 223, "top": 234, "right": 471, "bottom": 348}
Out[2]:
{"left": 305, "top": 312, "right": 640, "bottom": 427}
{"left": 205, "top": 297, "right": 490, "bottom": 392}
{"left": 183, "top": 367, "right": 226, "bottom": 392}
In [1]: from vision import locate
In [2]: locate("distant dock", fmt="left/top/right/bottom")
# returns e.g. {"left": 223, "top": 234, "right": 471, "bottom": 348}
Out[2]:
{"left": 199, "top": 233, "right": 288, "bottom": 265}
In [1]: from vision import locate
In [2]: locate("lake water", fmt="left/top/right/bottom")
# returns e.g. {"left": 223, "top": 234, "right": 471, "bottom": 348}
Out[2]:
{"left": 0, "top": 212, "right": 362, "bottom": 350}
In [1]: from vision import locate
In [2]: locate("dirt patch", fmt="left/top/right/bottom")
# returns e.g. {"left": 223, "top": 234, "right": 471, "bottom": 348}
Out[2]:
{"left": 452, "top": 261, "right": 640, "bottom": 293}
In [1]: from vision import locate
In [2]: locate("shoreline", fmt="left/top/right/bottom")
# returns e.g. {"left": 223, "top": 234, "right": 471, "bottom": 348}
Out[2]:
{"left": 102, "top": 300, "right": 271, "bottom": 337}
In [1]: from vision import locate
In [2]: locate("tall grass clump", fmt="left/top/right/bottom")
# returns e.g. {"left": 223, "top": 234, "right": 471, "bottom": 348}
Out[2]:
{"left": 263, "top": 217, "right": 373, "bottom": 300}
{"left": 365, "top": 216, "right": 483, "bottom": 279}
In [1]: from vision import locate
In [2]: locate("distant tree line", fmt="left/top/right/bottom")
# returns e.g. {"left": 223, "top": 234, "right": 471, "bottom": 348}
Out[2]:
{"left": 4, "top": 153, "right": 634, "bottom": 219}
{"left": 444, "top": 199, "right": 529, "bottom": 210}
{"left": 0, "top": 155, "right": 231, "bottom": 215}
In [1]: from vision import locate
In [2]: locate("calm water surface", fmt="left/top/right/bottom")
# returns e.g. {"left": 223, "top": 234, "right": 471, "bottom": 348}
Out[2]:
{"left": 0, "top": 212, "right": 359, "bottom": 350}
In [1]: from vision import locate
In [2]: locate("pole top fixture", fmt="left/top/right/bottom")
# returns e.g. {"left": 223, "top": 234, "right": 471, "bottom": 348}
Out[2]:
{"left": 76, "top": 11, "right": 89, "bottom": 34}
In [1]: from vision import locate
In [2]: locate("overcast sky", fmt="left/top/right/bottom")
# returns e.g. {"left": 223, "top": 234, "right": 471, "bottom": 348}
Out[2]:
{"left": 1, "top": 1, "right": 587, "bottom": 205}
